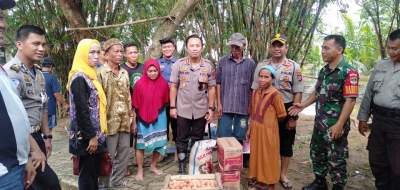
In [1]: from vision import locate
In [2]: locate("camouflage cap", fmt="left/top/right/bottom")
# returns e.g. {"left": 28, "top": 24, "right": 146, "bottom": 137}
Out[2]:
{"left": 227, "top": 33, "right": 247, "bottom": 48}
{"left": 103, "top": 38, "right": 123, "bottom": 53}
{"left": 271, "top": 33, "right": 287, "bottom": 45}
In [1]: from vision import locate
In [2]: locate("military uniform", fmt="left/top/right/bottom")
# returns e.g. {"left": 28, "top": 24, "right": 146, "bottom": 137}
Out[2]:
{"left": 4, "top": 56, "right": 61, "bottom": 189}
{"left": 357, "top": 59, "right": 400, "bottom": 190}
{"left": 252, "top": 58, "right": 304, "bottom": 157}
{"left": 312, "top": 57, "right": 359, "bottom": 187}
{"left": 170, "top": 57, "right": 216, "bottom": 162}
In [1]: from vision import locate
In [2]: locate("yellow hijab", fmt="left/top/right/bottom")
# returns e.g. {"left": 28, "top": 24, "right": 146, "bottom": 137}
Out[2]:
{"left": 67, "top": 39, "right": 107, "bottom": 134}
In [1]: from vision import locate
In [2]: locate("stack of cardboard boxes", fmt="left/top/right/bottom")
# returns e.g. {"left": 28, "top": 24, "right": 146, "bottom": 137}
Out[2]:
{"left": 217, "top": 137, "right": 242, "bottom": 190}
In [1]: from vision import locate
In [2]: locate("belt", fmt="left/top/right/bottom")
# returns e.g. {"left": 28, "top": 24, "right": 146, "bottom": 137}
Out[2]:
{"left": 31, "top": 125, "right": 41, "bottom": 133}
{"left": 372, "top": 103, "right": 400, "bottom": 118}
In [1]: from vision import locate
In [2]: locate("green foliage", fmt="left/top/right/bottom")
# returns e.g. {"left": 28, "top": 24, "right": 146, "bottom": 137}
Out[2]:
{"left": 4, "top": 0, "right": 334, "bottom": 87}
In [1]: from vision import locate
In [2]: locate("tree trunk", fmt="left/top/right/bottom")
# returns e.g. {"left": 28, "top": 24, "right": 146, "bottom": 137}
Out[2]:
{"left": 58, "top": 0, "right": 91, "bottom": 41}
{"left": 146, "top": 0, "right": 201, "bottom": 59}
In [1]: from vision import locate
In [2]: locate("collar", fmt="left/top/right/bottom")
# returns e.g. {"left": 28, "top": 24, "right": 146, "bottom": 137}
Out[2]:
{"left": 104, "top": 63, "right": 121, "bottom": 72}
{"left": 160, "top": 56, "right": 176, "bottom": 63}
{"left": 323, "top": 56, "right": 346, "bottom": 73}
{"left": 229, "top": 54, "right": 244, "bottom": 63}
{"left": 124, "top": 62, "right": 140, "bottom": 69}
{"left": 259, "top": 86, "right": 276, "bottom": 95}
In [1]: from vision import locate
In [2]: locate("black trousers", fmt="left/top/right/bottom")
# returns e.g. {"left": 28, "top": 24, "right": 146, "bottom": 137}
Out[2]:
{"left": 279, "top": 102, "right": 297, "bottom": 157}
{"left": 28, "top": 132, "right": 61, "bottom": 190}
{"left": 176, "top": 116, "right": 207, "bottom": 154}
{"left": 368, "top": 111, "right": 400, "bottom": 190}
{"left": 78, "top": 153, "right": 101, "bottom": 190}
{"left": 166, "top": 106, "right": 178, "bottom": 142}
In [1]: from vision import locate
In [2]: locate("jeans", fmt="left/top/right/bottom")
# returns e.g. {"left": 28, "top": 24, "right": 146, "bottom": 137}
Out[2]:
{"left": 0, "top": 164, "right": 24, "bottom": 190}
{"left": 217, "top": 113, "right": 248, "bottom": 141}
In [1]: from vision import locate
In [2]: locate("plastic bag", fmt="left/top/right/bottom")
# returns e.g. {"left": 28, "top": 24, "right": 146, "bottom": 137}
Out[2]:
{"left": 188, "top": 139, "right": 216, "bottom": 175}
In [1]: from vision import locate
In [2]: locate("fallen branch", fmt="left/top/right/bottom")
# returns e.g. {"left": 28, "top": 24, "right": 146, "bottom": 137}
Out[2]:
{"left": 66, "top": 15, "right": 175, "bottom": 31}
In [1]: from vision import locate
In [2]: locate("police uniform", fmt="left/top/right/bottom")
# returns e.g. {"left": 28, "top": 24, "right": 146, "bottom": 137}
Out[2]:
{"left": 170, "top": 57, "right": 216, "bottom": 162}
{"left": 252, "top": 58, "right": 304, "bottom": 157}
{"left": 312, "top": 57, "right": 359, "bottom": 187}
{"left": 4, "top": 56, "right": 60, "bottom": 189}
{"left": 357, "top": 58, "right": 400, "bottom": 190}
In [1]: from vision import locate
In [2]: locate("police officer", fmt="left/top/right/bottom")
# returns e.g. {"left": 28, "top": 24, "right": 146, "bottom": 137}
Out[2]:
{"left": 289, "top": 35, "right": 359, "bottom": 190}
{"left": 169, "top": 34, "right": 216, "bottom": 174}
{"left": 4, "top": 25, "right": 60, "bottom": 190}
{"left": 252, "top": 34, "right": 303, "bottom": 189}
{"left": 357, "top": 29, "right": 400, "bottom": 190}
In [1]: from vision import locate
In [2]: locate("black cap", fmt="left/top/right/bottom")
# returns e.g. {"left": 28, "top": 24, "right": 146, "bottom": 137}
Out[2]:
{"left": 41, "top": 57, "right": 55, "bottom": 67}
{"left": 159, "top": 37, "right": 175, "bottom": 46}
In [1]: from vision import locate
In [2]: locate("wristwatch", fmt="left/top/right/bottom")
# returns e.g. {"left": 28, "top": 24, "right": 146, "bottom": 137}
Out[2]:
{"left": 43, "top": 134, "right": 53, "bottom": 139}
{"left": 208, "top": 106, "right": 216, "bottom": 111}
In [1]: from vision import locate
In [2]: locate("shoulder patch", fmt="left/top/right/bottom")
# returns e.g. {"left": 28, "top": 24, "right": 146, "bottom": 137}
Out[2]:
{"left": 10, "top": 64, "right": 21, "bottom": 72}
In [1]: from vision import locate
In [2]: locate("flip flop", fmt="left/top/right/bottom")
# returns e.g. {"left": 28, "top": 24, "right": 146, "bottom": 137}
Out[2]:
{"left": 279, "top": 179, "right": 293, "bottom": 189}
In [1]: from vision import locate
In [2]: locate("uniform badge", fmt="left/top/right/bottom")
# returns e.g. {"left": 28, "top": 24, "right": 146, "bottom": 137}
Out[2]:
{"left": 180, "top": 66, "right": 188, "bottom": 72}
{"left": 201, "top": 67, "right": 209, "bottom": 73}
{"left": 296, "top": 70, "right": 303, "bottom": 81}
{"left": 23, "top": 75, "right": 30, "bottom": 83}
{"left": 199, "top": 76, "right": 208, "bottom": 83}
{"left": 344, "top": 70, "right": 359, "bottom": 96}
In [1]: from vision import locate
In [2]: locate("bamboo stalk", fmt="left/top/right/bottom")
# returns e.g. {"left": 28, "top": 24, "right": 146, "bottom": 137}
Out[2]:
{"left": 66, "top": 15, "right": 174, "bottom": 31}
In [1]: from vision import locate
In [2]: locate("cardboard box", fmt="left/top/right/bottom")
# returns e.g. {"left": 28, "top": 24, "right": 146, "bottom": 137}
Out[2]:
{"left": 162, "top": 173, "right": 223, "bottom": 190}
{"left": 218, "top": 164, "right": 240, "bottom": 183}
{"left": 222, "top": 181, "right": 241, "bottom": 190}
{"left": 217, "top": 137, "right": 243, "bottom": 171}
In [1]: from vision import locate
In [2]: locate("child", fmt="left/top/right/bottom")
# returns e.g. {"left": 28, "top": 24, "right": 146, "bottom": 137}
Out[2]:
{"left": 247, "top": 65, "right": 287, "bottom": 190}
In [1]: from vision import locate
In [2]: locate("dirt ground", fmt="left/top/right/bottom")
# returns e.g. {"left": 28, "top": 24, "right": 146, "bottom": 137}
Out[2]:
{"left": 51, "top": 114, "right": 375, "bottom": 190}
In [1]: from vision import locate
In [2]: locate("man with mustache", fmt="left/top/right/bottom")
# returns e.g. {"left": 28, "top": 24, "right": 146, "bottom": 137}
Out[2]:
{"left": 97, "top": 38, "right": 132, "bottom": 187}
{"left": 252, "top": 34, "right": 304, "bottom": 189}
{"left": 4, "top": 24, "right": 61, "bottom": 190}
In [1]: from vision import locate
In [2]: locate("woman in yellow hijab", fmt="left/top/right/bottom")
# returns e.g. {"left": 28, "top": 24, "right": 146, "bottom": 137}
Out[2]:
{"left": 67, "top": 39, "right": 108, "bottom": 190}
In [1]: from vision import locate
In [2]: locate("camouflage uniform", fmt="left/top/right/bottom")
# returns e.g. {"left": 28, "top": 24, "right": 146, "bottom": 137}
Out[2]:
{"left": 311, "top": 57, "right": 359, "bottom": 187}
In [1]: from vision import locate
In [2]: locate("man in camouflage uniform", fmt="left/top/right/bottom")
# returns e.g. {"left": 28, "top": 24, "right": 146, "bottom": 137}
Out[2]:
{"left": 289, "top": 35, "right": 359, "bottom": 190}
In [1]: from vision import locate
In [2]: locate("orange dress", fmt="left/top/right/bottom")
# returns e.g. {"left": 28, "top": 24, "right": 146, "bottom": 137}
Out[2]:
{"left": 248, "top": 87, "right": 287, "bottom": 184}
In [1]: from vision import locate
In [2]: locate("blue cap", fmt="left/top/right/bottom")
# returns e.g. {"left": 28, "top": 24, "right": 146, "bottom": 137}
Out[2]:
{"left": 41, "top": 57, "right": 55, "bottom": 67}
{"left": 259, "top": 65, "right": 276, "bottom": 78}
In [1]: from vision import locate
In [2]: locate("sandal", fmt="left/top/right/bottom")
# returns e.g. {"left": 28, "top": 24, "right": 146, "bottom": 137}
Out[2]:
{"left": 279, "top": 179, "right": 293, "bottom": 189}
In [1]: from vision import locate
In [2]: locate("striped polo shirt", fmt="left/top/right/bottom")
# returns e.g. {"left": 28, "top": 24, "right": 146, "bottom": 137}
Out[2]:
{"left": 216, "top": 55, "right": 256, "bottom": 115}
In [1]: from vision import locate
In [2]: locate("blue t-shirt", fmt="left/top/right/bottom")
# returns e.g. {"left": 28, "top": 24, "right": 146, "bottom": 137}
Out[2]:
{"left": 158, "top": 57, "right": 176, "bottom": 83}
{"left": 43, "top": 72, "right": 61, "bottom": 116}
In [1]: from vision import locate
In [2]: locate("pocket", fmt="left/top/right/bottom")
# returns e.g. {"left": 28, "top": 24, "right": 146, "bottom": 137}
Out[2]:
{"left": 372, "top": 74, "right": 384, "bottom": 92}
{"left": 395, "top": 83, "right": 400, "bottom": 98}
{"left": 279, "top": 74, "right": 292, "bottom": 90}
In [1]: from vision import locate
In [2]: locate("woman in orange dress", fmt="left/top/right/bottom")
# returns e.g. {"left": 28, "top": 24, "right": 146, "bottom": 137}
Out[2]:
{"left": 247, "top": 65, "right": 287, "bottom": 190}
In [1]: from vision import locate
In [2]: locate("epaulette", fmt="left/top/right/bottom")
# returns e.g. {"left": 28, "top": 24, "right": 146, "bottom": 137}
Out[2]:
{"left": 177, "top": 57, "right": 187, "bottom": 62}
{"left": 202, "top": 58, "right": 211, "bottom": 63}
{"left": 260, "top": 59, "right": 271, "bottom": 64}
{"left": 34, "top": 64, "right": 42, "bottom": 70}
{"left": 9, "top": 64, "right": 21, "bottom": 72}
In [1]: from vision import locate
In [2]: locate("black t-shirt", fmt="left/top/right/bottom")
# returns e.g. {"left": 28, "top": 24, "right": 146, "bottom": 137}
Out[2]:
{"left": 120, "top": 63, "right": 143, "bottom": 90}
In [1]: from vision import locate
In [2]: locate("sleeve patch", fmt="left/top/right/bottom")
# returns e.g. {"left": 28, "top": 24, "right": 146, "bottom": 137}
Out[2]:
{"left": 343, "top": 70, "right": 359, "bottom": 96}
